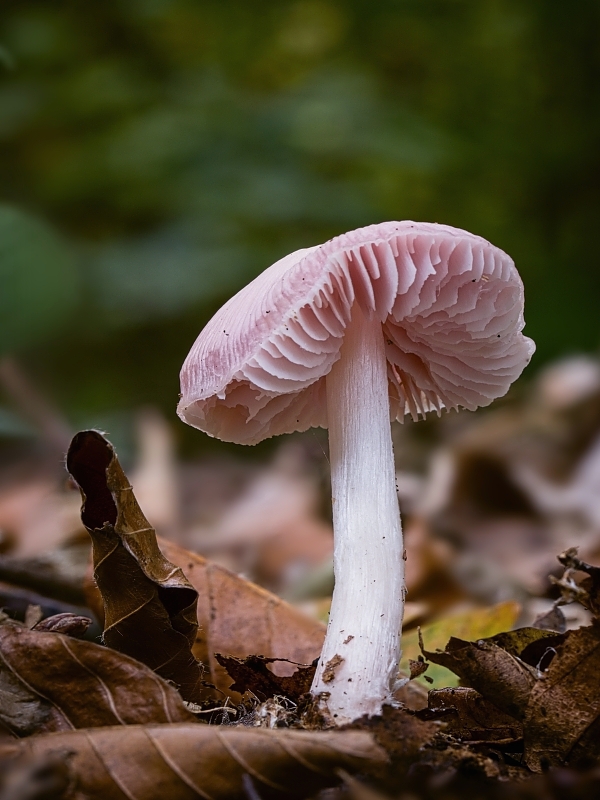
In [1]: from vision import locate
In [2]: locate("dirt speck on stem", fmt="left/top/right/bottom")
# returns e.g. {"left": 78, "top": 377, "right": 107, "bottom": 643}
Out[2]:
{"left": 322, "top": 654, "right": 344, "bottom": 683}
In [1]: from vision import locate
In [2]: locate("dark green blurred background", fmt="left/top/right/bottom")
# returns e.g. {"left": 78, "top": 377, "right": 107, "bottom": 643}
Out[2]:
{"left": 1, "top": 0, "right": 599, "bottom": 451}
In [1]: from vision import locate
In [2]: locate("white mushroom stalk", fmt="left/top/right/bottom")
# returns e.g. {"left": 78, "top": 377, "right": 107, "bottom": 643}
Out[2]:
{"left": 312, "top": 303, "right": 404, "bottom": 722}
{"left": 177, "top": 221, "right": 535, "bottom": 724}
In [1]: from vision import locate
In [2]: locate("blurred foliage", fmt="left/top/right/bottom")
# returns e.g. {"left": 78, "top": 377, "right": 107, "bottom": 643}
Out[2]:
{"left": 0, "top": 205, "right": 79, "bottom": 353}
{"left": 0, "top": 0, "right": 599, "bottom": 444}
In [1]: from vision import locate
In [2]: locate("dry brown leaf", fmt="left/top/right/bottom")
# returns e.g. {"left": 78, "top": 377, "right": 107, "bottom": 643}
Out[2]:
{"left": 0, "top": 615, "right": 194, "bottom": 737}
{"left": 66, "top": 430, "right": 204, "bottom": 702}
{"left": 423, "top": 546, "right": 600, "bottom": 771}
{"left": 419, "top": 686, "right": 523, "bottom": 748}
{"left": 420, "top": 629, "right": 546, "bottom": 721}
{"left": 350, "top": 705, "right": 440, "bottom": 781}
{"left": 517, "top": 548, "right": 600, "bottom": 768}
{"left": 32, "top": 612, "right": 91, "bottom": 638}
{"left": 408, "top": 658, "right": 429, "bottom": 682}
{"left": 402, "top": 601, "right": 521, "bottom": 690}
{"left": 524, "top": 624, "right": 600, "bottom": 770}
{"left": 215, "top": 654, "right": 316, "bottom": 702}
{"left": 157, "top": 538, "right": 325, "bottom": 702}
{"left": 83, "top": 530, "right": 326, "bottom": 704}
{"left": 423, "top": 621, "right": 600, "bottom": 771}
{"left": 0, "top": 724, "right": 387, "bottom": 799}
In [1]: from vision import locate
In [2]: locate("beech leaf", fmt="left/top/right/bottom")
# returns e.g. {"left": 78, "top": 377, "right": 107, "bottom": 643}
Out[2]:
{"left": 420, "top": 629, "right": 545, "bottom": 721}
{"left": 0, "top": 616, "right": 194, "bottom": 737}
{"left": 162, "top": 538, "right": 325, "bottom": 702}
{"left": 66, "top": 430, "right": 204, "bottom": 702}
{"left": 87, "top": 536, "right": 326, "bottom": 702}
{"left": 524, "top": 624, "right": 600, "bottom": 770}
{"left": 215, "top": 654, "right": 316, "bottom": 702}
{"left": 32, "top": 612, "right": 91, "bottom": 638}
{"left": 419, "top": 686, "right": 523, "bottom": 748}
{"left": 0, "top": 724, "right": 387, "bottom": 799}
{"left": 423, "top": 622, "right": 600, "bottom": 770}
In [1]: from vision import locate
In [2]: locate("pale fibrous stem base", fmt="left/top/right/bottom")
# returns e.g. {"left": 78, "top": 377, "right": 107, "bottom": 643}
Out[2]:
{"left": 311, "top": 303, "right": 405, "bottom": 724}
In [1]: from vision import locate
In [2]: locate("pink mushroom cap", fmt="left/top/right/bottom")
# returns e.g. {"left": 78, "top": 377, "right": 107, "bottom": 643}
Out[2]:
{"left": 178, "top": 221, "right": 535, "bottom": 444}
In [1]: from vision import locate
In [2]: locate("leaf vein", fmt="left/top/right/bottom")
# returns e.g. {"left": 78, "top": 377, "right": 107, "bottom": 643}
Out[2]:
{"left": 59, "top": 638, "right": 127, "bottom": 726}
{"left": 145, "top": 729, "right": 214, "bottom": 800}
{"left": 215, "top": 729, "right": 288, "bottom": 792}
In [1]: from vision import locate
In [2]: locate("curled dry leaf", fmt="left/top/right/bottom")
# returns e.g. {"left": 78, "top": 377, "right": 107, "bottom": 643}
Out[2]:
{"left": 66, "top": 431, "right": 204, "bottom": 703}
{"left": 523, "top": 624, "right": 600, "bottom": 770}
{"left": 401, "top": 601, "right": 521, "bottom": 689}
{"left": 422, "top": 622, "right": 600, "bottom": 770}
{"left": 144, "top": 537, "right": 325, "bottom": 702}
{"left": 74, "top": 430, "right": 325, "bottom": 703}
{"left": 420, "top": 630, "right": 540, "bottom": 721}
{"left": 419, "top": 686, "right": 523, "bottom": 748}
{"left": 0, "top": 616, "right": 194, "bottom": 737}
{"left": 0, "top": 724, "right": 387, "bottom": 799}
{"left": 408, "top": 658, "right": 429, "bottom": 682}
{"left": 32, "top": 612, "right": 91, "bottom": 638}
{"left": 215, "top": 654, "right": 315, "bottom": 702}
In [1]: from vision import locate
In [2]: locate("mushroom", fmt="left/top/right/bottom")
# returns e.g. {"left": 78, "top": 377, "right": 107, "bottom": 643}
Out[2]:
{"left": 178, "top": 221, "right": 535, "bottom": 723}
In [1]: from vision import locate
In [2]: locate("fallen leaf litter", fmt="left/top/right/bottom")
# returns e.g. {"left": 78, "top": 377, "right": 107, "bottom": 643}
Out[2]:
{"left": 2, "top": 430, "right": 600, "bottom": 797}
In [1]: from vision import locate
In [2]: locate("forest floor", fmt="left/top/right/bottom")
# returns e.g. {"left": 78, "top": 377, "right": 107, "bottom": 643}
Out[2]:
{"left": 1, "top": 355, "right": 600, "bottom": 798}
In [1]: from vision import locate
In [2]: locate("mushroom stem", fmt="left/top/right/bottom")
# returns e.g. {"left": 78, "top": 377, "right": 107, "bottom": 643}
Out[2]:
{"left": 311, "top": 303, "right": 404, "bottom": 723}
